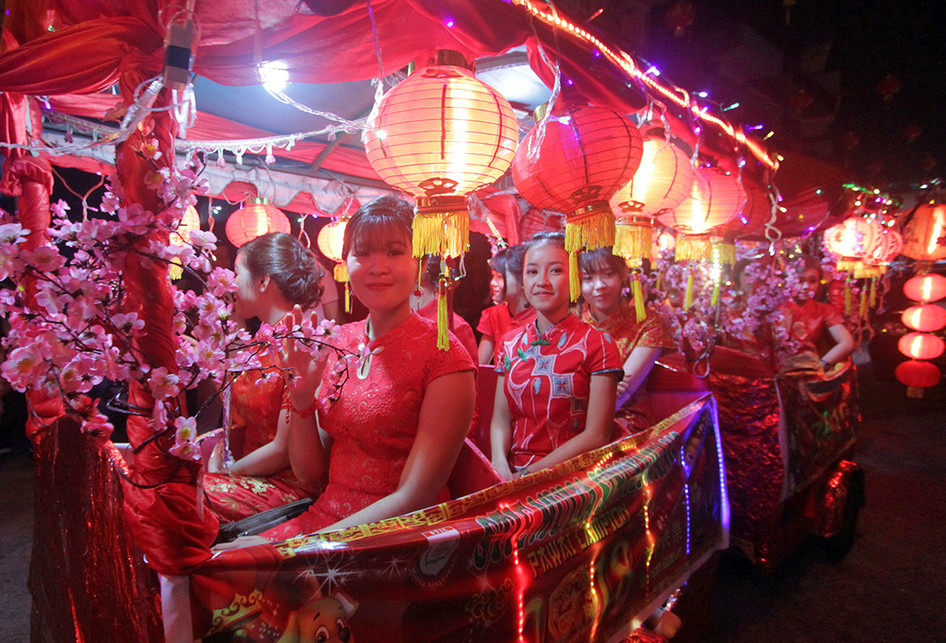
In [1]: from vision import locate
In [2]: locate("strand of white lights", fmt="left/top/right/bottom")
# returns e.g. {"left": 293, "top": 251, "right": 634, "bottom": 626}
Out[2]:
{"left": 509, "top": 0, "right": 778, "bottom": 171}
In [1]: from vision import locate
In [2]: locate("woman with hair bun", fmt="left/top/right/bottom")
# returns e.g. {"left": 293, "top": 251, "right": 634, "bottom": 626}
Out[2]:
{"left": 203, "top": 232, "right": 325, "bottom": 522}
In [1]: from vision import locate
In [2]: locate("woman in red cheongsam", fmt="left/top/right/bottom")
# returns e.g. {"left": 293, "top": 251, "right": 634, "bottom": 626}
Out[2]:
{"left": 202, "top": 232, "right": 325, "bottom": 522}
{"left": 489, "top": 232, "right": 622, "bottom": 480}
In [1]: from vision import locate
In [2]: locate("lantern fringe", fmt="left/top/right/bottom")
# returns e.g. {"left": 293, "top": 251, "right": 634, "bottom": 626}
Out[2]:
{"left": 437, "top": 292, "right": 449, "bottom": 351}
{"left": 716, "top": 240, "right": 736, "bottom": 266}
{"left": 844, "top": 281, "right": 852, "bottom": 315}
{"left": 675, "top": 236, "right": 711, "bottom": 262}
{"left": 334, "top": 263, "right": 349, "bottom": 283}
{"left": 565, "top": 211, "right": 615, "bottom": 254}
{"left": 854, "top": 264, "right": 882, "bottom": 279}
{"left": 859, "top": 284, "right": 868, "bottom": 319}
{"left": 711, "top": 281, "right": 720, "bottom": 307}
{"left": 632, "top": 278, "right": 646, "bottom": 323}
{"left": 684, "top": 271, "right": 695, "bottom": 309}
{"left": 614, "top": 223, "right": 652, "bottom": 263}
{"left": 837, "top": 258, "right": 860, "bottom": 272}
{"left": 870, "top": 278, "right": 877, "bottom": 308}
{"left": 569, "top": 251, "right": 580, "bottom": 302}
{"left": 412, "top": 211, "right": 469, "bottom": 259}
{"left": 344, "top": 282, "right": 352, "bottom": 314}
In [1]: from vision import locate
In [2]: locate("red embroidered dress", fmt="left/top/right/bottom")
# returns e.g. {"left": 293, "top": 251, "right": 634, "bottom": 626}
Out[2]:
{"left": 786, "top": 299, "right": 846, "bottom": 357}
{"left": 265, "top": 313, "right": 474, "bottom": 538}
{"left": 498, "top": 314, "right": 622, "bottom": 469}
{"left": 202, "top": 359, "right": 313, "bottom": 523}
{"left": 477, "top": 302, "right": 537, "bottom": 365}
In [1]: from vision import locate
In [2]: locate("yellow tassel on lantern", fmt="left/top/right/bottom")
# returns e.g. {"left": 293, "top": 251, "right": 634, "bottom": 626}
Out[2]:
{"left": 344, "top": 282, "right": 352, "bottom": 314}
{"left": 715, "top": 240, "right": 736, "bottom": 266}
{"left": 632, "top": 278, "right": 646, "bottom": 323}
{"left": 684, "top": 271, "right": 695, "bottom": 309}
{"left": 844, "top": 281, "right": 852, "bottom": 315}
{"left": 413, "top": 199, "right": 469, "bottom": 258}
{"left": 837, "top": 258, "right": 861, "bottom": 273}
{"left": 569, "top": 251, "right": 580, "bottom": 302}
{"left": 675, "top": 235, "right": 712, "bottom": 262}
{"left": 711, "top": 282, "right": 720, "bottom": 307}
{"left": 565, "top": 206, "right": 616, "bottom": 254}
{"left": 614, "top": 218, "right": 653, "bottom": 265}
{"left": 859, "top": 284, "right": 868, "bottom": 319}
{"left": 869, "top": 278, "right": 877, "bottom": 308}
{"left": 169, "top": 257, "right": 184, "bottom": 281}
{"left": 334, "top": 262, "right": 349, "bottom": 282}
{"left": 437, "top": 289, "right": 449, "bottom": 351}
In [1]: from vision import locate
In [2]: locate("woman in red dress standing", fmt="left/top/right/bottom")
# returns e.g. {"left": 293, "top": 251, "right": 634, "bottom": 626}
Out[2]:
{"left": 489, "top": 232, "right": 622, "bottom": 480}
{"left": 785, "top": 256, "right": 856, "bottom": 370}
{"left": 263, "top": 196, "right": 476, "bottom": 537}
{"left": 202, "top": 232, "right": 324, "bottom": 522}
{"left": 578, "top": 248, "right": 674, "bottom": 432}
{"left": 476, "top": 244, "right": 535, "bottom": 365}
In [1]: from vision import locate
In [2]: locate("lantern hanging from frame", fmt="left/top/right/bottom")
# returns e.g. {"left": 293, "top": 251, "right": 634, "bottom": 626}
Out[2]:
{"left": 902, "top": 304, "right": 946, "bottom": 332}
{"left": 903, "top": 273, "right": 946, "bottom": 303}
{"left": 225, "top": 198, "right": 291, "bottom": 248}
{"left": 854, "top": 227, "right": 902, "bottom": 279}
{"left": 512, "top": 104, "right": 643, "bottom": 298}
{"left": 168, "top": 205, "right": 200, "bottom": 280}
{"left": 895, "top": 359, "right": 941, "bottom": 389}
{"left": 657, "top": 165, "right": 745, "bottom": 262}
{"left": 898, "top": 331, "right": 945, "bottom": 361}
{"left": 363, "top": 51, "right": 518, "bottom": 260}
{"left": 901, "top": 202, "right": 946, "bottom": 267}
{"left": 609, "top": 135, "right": 694, "bottom": 267}
{"left": 822, "top": 216, "right": 882, "bottom": 272}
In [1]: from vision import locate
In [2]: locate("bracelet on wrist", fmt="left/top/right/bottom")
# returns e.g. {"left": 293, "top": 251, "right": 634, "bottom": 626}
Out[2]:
{"left": 289, "top": 399, "right": 317, "bottom": 418}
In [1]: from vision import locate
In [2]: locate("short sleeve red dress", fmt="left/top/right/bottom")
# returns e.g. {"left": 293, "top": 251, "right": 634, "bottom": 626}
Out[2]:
{"left": 265, "top": 313, "right": 474, "bottom": 538}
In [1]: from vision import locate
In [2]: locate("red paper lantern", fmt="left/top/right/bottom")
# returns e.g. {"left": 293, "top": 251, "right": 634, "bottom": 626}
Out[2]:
{"left": 710, "top": 178, "right": 773, "bottom": 240}
{"left": 855, "top": 227, "right": 903, "bottom": 278}
{"left": 664, "top": 1, "right": 696, "bottom": 37}
{"left": 903, "top": 273, "right": 946, "bottom": 303}
{"left": 823, "top": 216, "right": 883, "bottom": 271}
{"left": 895, "top": 360, "right": 942, "bottom": 388}
{"left": 317, "top": 219, "right": 348, "bottom": 282}
{"left": 363, "top": 56, "right": 518, "bottom": 258}
{"left": 225, "top": 199, "right": 291, "bottom": 248}
{"left": 902, "top": 304, "right": 946, "bottom": 332}
{"left": 609, "top": 135, "right": 694, "bottom": 264}
{"left": 513, "top": 104, "right": 643, "bottom": 254}
{"left": 657, "top": 166, "right": 746, "bottom": 260}
{"left": 901, "top": 202, "right": 946, "bottom": 263}
{"left": 898, "top": 332, "right": 945, "bottom": 360}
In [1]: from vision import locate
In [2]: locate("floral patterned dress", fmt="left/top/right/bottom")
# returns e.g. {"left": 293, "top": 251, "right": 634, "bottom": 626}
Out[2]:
{"left": 498, "top": 315, "right": 622, "bottom": 469}
{"left": 265, "top": 313, "right": 474, "bottom": 538}
{"left": 202, "top": 360, "right": 314, "bottom": 523}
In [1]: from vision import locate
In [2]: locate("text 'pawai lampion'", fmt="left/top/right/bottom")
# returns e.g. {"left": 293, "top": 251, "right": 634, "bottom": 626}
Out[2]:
{"left": 822, "top": 216, "right": 882, "bottom": 273}
{"left": 512, "top": 104, "right": 643, "bottom": 299}
{"left": 657, "top": 165, "right": 746, "bottom": 261}
{"left": 608, "top": 135, "right": 694, "bottom": 267}
{"left": 363, "top": 53, "right": 518, "bottom": 259}
{"left": 225, "top": 198, "right": 291, "bottom": 248}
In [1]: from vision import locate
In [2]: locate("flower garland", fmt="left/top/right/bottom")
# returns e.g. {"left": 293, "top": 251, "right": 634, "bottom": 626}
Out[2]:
{"left": 0, "top": 154, "right": 346, "bottom": 461}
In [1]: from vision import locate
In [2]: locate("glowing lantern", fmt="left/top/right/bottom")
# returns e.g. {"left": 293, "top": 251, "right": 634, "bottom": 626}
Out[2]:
{"left": 657, "top": 166, "right": 746, "bottom": 261}
{"left": 855, "top": 227, "right": 903, "bottom": 278}
{"left": 895, "top": 360, "right": 942, "bottom": 388}
{"left": 903, "top": 273, "right": 946, "bottom": 303}
{"left": 609, "top": 135, "right": 694, "bottom": 266}
{"left": 363, "top": 52, "right": 518, "bottom": 259}
{"left": 902, "top": 304, "right": 946, "bottom": 332}
{"left": 901, "top": 202, "right": 946, "bottom": 263}
{"left": 317, "top": 219, "right": 348, "bottom": 282}
{"left": 225, "top": 198, "right": 291, "bottom": 248}
{"left": 171, "top": 205, "right": 200, "bottom": 246}
{"left": 898, "top": 332, "right": 945, "bottom": 361}
{"left": 512, "top": 103, "right": 642, "bottom": 298}
{"left": 823, "top": 216, "right": 882, "bottom": 272}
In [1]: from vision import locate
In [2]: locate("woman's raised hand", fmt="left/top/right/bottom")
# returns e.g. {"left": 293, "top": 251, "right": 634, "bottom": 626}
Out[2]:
{"left": 282, "top": 305, "right": 331, "bottom": 408}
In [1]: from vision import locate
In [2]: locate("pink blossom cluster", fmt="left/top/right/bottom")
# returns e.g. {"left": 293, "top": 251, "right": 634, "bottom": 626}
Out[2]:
{"left": 649, "top": 250, "right": 720, "bottom": 360}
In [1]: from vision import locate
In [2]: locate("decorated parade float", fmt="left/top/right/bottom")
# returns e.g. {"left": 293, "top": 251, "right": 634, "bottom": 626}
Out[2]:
{"left": 4, "top": 1, "right": 940, "bottom": 641}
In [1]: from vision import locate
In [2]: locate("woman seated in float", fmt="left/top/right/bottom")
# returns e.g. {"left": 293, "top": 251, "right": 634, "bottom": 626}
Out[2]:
{"left": 784, "top": 255, "right": 856, "bottom": 371}
{"left": 489, "top": 232, "right": 623, "bottom": 480}
{"left": 578, "top": 247, "right": 674, "bottom": 432}
{"left": 477, "top": 244, "right": 535, "bottom": 365}
{"left": 202, "top": 232, "right": 325, "bottom": 522}
{"left": 717, "top": 257, "right": 779, "bottom": 367}
{"left": 259, "top": 195, "right": 476, "bottom": 538}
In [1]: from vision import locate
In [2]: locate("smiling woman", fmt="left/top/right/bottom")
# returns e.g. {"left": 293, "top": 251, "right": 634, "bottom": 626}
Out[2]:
{"left": 489, "top": 232, "right": 623, "bottom": 480}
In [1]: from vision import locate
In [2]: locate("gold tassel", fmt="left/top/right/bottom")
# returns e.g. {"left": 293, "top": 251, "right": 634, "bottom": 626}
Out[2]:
{"left": 169, "top": 257, "right": 183, "bottom": 281}
{"left": 412, "top": 210, "right": 469, "bottom": 258}
{"left": 859, "top": 283, "right": 868, "bottom": 319}
{"left": 716, "top": 240, "right": 736, "bottom": 266}
{"left": 334, "top": 262, "right": 348, "bottom": 282}
{"left": 869, "top": 278, "right": 877, "bottom": 308}
{"left": 844, "top": 281, "right": 852, "bottom": 315}
{"left": 437, "top": 288, "right": 449, "bottom": 351}
{"left": 711, "top": 281, "right": 720, "bottom": 307}
{"left": 684, "top": 271, "right": 694, "bottom": 309}
{"left": 565, "top": 207, "right": 616, "bottom": 253}
{"left": 675, "top": 235, "right": 711, "bottom": 262}
{"left": 613, "top": 220, "right": 653, "bottom": 263}
{"left": 569, "top": 250, "right": 580, "bottom": 302}
{"left": 837, "top": 258, "right": 860, "bottom": 273}
{"left": 344, "top": 282, "right": 351, "bottom": 314}
{"left": 633, "top": 278, "right": 646, "bottom": 323}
